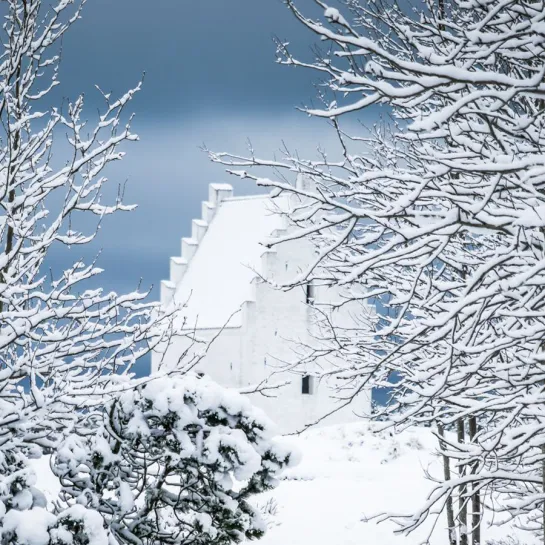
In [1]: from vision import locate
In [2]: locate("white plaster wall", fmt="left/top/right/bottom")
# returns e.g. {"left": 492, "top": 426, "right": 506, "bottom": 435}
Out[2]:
{"left": 153, "top": 278, "right": 371, "bottom": 435}
{"left": 235, "top": 235, "right": 371, "bottom": 434}
{"left": 152, "top": 325, "right": 245, "bottom": 389}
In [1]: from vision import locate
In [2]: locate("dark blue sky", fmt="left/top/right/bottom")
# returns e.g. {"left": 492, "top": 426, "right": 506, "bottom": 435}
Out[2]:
{"left": 60, "top": 0, "right": 322, "bottom": 118}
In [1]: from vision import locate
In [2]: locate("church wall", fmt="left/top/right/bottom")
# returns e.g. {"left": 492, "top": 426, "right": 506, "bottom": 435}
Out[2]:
{"left": 154, "top": 184, "right": 373, "bottom": 436}
{"left": 237, "top": 236, "right": 372, "bottom": 434}
{"left": 151, "top": 325, "right": 244, "bottom": 389}
{"left": 153, "top": 257, "right": 371, "bottom": 434}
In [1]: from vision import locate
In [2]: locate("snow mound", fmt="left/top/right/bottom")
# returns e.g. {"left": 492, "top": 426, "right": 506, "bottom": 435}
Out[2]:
{"left": 31, "top": 421, "right": 531, "bottom": 545}
{"left": 253, "top": 422, "right": 529, "bottom": 545}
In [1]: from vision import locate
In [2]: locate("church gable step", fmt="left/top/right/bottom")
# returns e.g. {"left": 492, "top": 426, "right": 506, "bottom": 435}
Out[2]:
{"left": 201, "top": 201, "right": 215, "bottom": 223}
{"left": 170, "top": 257, "right": 188, "bottom": 284}
{"left": 160, "top": 280, "right": 175, "bottom": 307}
{"left": 192, "top": 219, "right": 208, "bottom": 242}
{"left": 181, "top": 237, "right": 199, "bottom": 262}
{"left": 209, "top": 183, "right": 233, "bottom": 206}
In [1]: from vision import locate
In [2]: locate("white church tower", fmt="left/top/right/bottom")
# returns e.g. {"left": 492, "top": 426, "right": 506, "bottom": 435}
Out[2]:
{"left": 153, "top": 182, "right": 372, "bottom": 434}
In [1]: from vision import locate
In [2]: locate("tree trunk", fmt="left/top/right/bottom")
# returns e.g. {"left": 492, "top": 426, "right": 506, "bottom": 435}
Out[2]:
{"left": 541, "top": 444, "right": 545, "bottom": 545}
{"left": 458, "top": 419, "right": 468, "bottom": 545}
{"left": 0, "top": 33, "right": 23, "bottom": 314}
{"left": 438, "top": 0, "right": 445, "bottom": 30}
{"left": 469, "top": 417, "right": 480, "bottom": 545}
{"left": 438, "top": 422, "right": 457, "bottom": 545}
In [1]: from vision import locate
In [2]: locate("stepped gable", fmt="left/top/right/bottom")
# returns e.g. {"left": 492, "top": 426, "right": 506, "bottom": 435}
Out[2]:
{"left": 160, "top": 183, "right": 286, "bottom": 329}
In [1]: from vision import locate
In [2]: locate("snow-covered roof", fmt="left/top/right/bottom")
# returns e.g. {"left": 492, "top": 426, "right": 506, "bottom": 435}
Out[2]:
{"left": 162, "top": 185, "right": 287, "bottom": 329}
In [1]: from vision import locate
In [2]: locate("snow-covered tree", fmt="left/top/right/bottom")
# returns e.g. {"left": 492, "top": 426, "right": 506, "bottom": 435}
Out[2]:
{"left": 211, "top": 0, "right": 545, "bottom": 541}
{"left": 0, "top": 5, "right": 298, "bottom": 545}
{"left": 0, "top": 0, "right": 176, "bottom": 541}
{"left": 53, "top": 375, "right": 296, "bottom": 545}
{"left": 0, "top": 0, "right": 171, "bottom": 455}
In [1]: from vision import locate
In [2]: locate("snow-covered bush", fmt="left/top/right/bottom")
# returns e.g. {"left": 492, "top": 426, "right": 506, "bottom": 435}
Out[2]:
{"left": 0, "top": 450, "right": 117, "bottom": 545}
{"left": 52, "top": 375, "right": 298, "bottom": 545}
{"left": 0, "top": 451, "right": 46, "bottom": 517}
{"left": 485, "top": 539, "right": 529, "bottom": 545}
{"left": 0, "top": 375, "right": 297, "bottom": 545}
{"left": 1, "top": 503, "right": 115, "bottom": 545}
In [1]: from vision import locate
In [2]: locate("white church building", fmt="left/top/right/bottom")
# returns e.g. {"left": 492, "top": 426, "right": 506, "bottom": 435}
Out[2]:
{"left": 153, "top": 182, "right": 372, "bottom": 434}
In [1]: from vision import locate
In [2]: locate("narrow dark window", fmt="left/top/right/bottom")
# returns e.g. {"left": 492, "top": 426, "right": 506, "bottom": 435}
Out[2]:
{"left": 302, "top": 375, "right": 313, "bottom": 395}
{"left": 305, "top": 282, "right": 315, "bottom": 305}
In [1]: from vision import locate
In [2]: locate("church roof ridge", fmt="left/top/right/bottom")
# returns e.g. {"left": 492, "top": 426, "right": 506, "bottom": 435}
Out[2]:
{"left": 222, "top": 193, "right": 270, "bottom": 203}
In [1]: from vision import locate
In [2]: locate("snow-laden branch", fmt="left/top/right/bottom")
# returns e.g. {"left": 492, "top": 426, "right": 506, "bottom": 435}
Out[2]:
{"left": 211, "top": 0, "right": 545, "bottom": 540}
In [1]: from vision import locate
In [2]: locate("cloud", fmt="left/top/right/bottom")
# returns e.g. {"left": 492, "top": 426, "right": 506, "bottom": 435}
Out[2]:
{"left": 106, "top": 111, "right": 368, "bottom": 245}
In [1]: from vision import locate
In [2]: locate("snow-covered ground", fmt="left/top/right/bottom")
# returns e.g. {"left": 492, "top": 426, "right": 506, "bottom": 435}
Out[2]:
{"left": 253, "top": 423, "right": 526, "bottom": 545}
{"left": 34, "top": 422, "right": 528, "bottom": 545}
